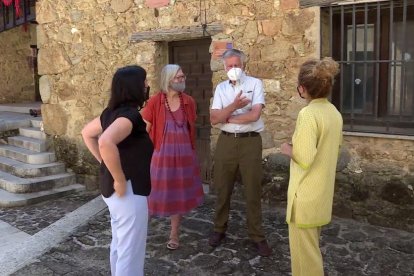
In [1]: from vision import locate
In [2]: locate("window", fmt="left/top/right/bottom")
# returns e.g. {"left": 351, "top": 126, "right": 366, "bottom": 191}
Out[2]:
{"left": 321, "top": 0, "right": 414, "bottom": 135}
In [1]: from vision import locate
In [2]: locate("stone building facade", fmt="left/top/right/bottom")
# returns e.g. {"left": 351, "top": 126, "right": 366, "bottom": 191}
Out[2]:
{"left": 30, "top": 0, "right": 414, "bottom": 231}
{"left": 0, "top": 25, "right": 37, "bottom": 103}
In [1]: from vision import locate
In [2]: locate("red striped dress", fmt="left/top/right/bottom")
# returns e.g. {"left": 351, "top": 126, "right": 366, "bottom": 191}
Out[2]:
{"left": 148, "top": 106, "right": 204, "bottom": 216}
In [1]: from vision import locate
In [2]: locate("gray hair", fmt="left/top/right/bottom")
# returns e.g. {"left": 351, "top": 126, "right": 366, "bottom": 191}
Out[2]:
{"left": 222, "top": 49, "right": 246, "bottom": 65}
{"left": 160, "top": 64, "right": 181, "bottom": 93}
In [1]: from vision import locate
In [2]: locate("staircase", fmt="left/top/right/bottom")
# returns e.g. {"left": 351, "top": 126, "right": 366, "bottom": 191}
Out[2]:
{"left": 0, "top": 107, "right": 84, "bottom": 207}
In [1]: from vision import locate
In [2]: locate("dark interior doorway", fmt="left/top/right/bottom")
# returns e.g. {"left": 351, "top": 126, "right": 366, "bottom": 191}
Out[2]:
{"left": 168, "top": 38, "right": 213, "bottom": 183}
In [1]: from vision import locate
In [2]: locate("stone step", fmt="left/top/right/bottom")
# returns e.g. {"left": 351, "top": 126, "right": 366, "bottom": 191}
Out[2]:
{"left": 0, "top": 184, "right": 85, "bottom": 207}
{"left": 30, "top": 118, "right": 43, "bottom": 128}
{"left": 0, "top": 112, "right": 31, "bottom": 131}
{"left": 7, "top": 136, "right": 49, "bottom": 152}
{"left": 0, "top": 145, "right": 55, "bottom": 164}
{"left": 18, "top": 127, "right": 46, "bottom": 140}
{"left": 0, "top": 103, "right": 41, "bottom": 114}
{"left": 0, "top": 170, "right": 76, "bottom": 193}
{"left": 0, "top": 156, "right": 65, "bottom": 178}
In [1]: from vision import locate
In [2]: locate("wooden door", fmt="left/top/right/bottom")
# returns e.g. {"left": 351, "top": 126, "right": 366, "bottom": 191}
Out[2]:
{"left": 169, "top": 38, "right": 213, "bottom": 183}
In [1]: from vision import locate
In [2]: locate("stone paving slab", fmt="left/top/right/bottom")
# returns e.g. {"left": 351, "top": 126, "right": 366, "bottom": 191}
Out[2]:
{"left": 11, "top": 196, "right": 414, "bottom": 276}
{"left": 0, "top": 220, "right": 31, "bottom": 252}
{"left": 1, "top": 196, "right": 107, "bottom": 276}
{"left": 0, "top": 190, "right": 99, "bottom": 235}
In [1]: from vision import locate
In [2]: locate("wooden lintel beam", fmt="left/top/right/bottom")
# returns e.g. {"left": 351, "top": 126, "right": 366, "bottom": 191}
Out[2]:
{"left": 130, "top": 23, "right": 223, "bottom": 42}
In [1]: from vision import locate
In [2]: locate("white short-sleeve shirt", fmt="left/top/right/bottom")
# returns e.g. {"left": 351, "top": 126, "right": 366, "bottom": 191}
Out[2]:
{"left": 211, "top": 74, "right": 265, "bottom": 133}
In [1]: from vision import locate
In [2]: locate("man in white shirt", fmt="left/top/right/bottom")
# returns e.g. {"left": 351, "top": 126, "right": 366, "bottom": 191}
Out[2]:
{"left": 209, "top": 49, "right": 272, "bottom": 257}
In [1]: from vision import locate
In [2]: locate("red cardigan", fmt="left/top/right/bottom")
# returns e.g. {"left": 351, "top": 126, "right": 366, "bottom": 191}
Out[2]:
{"left": 141, "top": 92, "right": 197, "bottom": 151}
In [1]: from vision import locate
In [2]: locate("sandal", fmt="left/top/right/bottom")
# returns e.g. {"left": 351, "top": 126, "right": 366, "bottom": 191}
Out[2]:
{"left": 166, "top": 237, "right": 179, "bottom": 250}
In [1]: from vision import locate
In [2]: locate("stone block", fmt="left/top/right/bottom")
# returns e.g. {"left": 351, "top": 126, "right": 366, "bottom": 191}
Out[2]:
{"left": 261, "top": 40, "right": 292, "bottom": 61}
{"left": 36, "top": 25, "right": 47, "bottom": 48}
{"left": 263, "top": 79, "right": 281, "bottom": 94}
{"left": 56, "top": 82, "right": 76, "bottom": 101}
{"left": 210, "top": 59, "right": 224, "bottom": 72}
{"left": 249, "top": 46, "right": 261, "bottom": 61}
{"left": 136, "top": 52, "right": 154, "bottom": 64}
{"left": 267, "top": 153, "right": 290, "bottom": 169}
{"left": 260, "top": 19, "right": 282, "bottom": 36}
{"left": 56, "top": 27, "right": 73, "bottom": 44}
{"left": 243, "top": 21, "right": 258, "bottom": 40}
{"left": 42, "top": 104, "right": 68, "bottom": 136}
{"left": 254, "top": 1, "right": 276, "bottom": 18}
{"left": 36, "top": 0, "right": 57, "bottom": 24}
{"left": 38, "top": 46, "right": 72, "bottom": 75}
{"left": 261, "top": 130, "right": 275, "bottom": 149}
{"left": 104, "top": 15, "right": 117, "bottom": 28}
{"left": 282, "top": 10, "right": 315, "bottom": 37}
{"left": 246, "top": 62, "right": 282, "bottom": 79}
{"left": 381, "top": 182, "right": 413, "bottom": 205}
{"left": 0, "top": 28, "right": 35, "bottom": 103}
{"left": 70, "top": 10, "right": 84, "bottom": 22}
{"left": 39, "top": 76, "right": 51, "bottom": 103}
{"left": 280, "top": 0, "right": 299, "bottom": 10}
{"left": 263, "top": 80, "right": 294, "bottom": 101}
{"left": 111, "top": 0, "right": 133, "bottom": 13}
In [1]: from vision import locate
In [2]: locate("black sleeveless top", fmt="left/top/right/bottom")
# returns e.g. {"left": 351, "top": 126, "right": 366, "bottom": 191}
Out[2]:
{"left": 99, "top": 106, "right": 153, "bottom": 198}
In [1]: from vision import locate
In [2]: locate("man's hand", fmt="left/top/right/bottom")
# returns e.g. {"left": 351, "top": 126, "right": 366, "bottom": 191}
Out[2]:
{"left": 114, "top": 180, "right": 127, "bottom": 197}
{"left": 232, "top": 91, "right": 251, "bottom": 109}
{"left": 210, "top": 91, "right": 252, "bottom": 125}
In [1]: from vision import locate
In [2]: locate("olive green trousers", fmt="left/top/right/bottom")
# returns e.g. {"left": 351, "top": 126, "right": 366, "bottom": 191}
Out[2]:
{"left": 212, "top": 133, "right": 265, "bottom": 242}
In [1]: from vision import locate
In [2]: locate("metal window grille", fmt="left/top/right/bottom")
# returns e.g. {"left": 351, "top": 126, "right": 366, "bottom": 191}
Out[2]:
{"left": 0, "top": 0, "right": 36, "bottom": 32}
{"left": 321, "top": 0, "right": 414, "bottom": 135}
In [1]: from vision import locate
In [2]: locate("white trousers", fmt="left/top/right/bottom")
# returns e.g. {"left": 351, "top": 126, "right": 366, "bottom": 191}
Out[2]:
{"left": 102, "top": 180, "right": 148, "bottom": 276}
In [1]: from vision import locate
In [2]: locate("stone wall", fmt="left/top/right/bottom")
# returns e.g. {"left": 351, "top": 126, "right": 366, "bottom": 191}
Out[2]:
{"left": 334, "top": 136, "right": 414, "bottom": 231}
{"left": 262, "top": 135, "right": 414, "bottom": 232}
{"left": 36, "top": 0, "right": 317, "bottom": 179}
{"left": 0, "top": 25, "right": 37, "bottom": 103}
{"left": 36, "top": 0, "right": 413, "bottom": 231}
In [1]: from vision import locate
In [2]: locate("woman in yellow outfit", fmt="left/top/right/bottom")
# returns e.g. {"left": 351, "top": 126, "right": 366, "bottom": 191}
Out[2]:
{"left": 281, "top": 57, "right": 343, "bottom": 276}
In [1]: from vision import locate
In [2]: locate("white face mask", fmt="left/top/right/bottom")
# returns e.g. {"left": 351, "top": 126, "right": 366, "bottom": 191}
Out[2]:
{"left": 227, "top": 67, "right": 243, "bottom": 81}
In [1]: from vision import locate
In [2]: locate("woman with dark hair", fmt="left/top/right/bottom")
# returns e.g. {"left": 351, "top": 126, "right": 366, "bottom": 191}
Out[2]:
{"left": 82, "top": 65, "right": 153, "bottom": 276}
{"left": 280, "top": 58, "right": 343, "bottom": 276}
{"left": 141, "top": 64, "right": 204, "bottom": 250}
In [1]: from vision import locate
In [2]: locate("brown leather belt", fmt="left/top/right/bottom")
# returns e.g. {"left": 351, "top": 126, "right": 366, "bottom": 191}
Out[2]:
{"left": 221, "top": 131, "right": 260, "bottom": 138}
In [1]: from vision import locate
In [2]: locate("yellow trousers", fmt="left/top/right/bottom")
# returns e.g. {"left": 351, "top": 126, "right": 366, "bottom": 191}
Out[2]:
{"left": 288, "top": 223, "right": 324, "bottom": 276}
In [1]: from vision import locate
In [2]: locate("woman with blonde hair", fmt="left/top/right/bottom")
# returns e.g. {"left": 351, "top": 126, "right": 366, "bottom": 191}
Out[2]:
{"left": 281, "top": 57, "right": 343, "bottom": 276}
{"left": 142, "top": 64, "right": 204, "bottom": 250}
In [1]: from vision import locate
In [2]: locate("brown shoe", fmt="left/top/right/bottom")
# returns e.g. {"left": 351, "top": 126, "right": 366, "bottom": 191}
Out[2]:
{"left": 208, "top": 232, "right": 225, "bottom": 247}
{"left": 255, "top": 240, "right": 272, "bottom": 257}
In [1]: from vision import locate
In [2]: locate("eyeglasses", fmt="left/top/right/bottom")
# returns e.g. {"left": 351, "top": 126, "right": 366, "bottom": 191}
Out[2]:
{"left": 174, "top": 75, "right": 186, "bottom": 81}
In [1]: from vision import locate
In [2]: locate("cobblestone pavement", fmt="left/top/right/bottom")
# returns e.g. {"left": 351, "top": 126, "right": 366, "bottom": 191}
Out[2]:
{"left": 11, "top": 196, "right": 414, "bottom": 276}
{"left": 0, "top": 191, "right": 99, "bottom": 235}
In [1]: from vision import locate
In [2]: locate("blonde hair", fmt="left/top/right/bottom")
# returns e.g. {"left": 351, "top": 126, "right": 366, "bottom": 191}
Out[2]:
{"left": 160, "top": 64, "right": 181, "bottom": 93}
{"left": 298, "top": 57, "right": 340, "bottom": 99}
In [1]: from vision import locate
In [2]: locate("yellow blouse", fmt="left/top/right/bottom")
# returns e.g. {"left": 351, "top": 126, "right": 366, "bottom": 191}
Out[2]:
{"left": 286, "top": 98, "right": 343, "bottom": 228}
